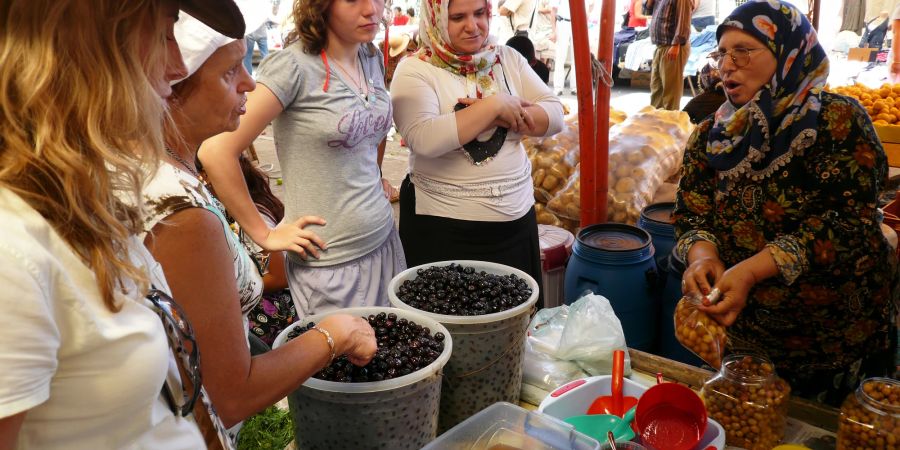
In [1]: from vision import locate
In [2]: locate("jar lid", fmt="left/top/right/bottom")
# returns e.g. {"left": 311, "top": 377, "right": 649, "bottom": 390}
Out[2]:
{"left": 641, "top": 202, "right": 675, "bottom": 225}
{"left": 577, "top": 223, "right": 650, "bottom": 252}
{"left": 539, "top": 225, "right": 575, "bottom": 270}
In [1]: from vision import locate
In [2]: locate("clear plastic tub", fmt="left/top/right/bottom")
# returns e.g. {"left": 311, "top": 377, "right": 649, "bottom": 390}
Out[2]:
{"left": 271, "top": 307, "right": 452, "bottom": 450}
{"left": 422, "top": 401, "right": 600, "bottom": 450}
{"left": 538, "top": 376, "right": 727, "bottom": 450}
{"left": 389, "top": 260, "right": 540, "bottom": 432}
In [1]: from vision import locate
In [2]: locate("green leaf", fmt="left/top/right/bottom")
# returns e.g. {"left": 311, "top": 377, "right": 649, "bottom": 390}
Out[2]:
{"left": 236, "top": 406, "right": 294, "bottom": 450}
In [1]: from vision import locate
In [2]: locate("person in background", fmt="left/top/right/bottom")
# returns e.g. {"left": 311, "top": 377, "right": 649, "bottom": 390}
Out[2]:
{"left": 393, "top": 6, "right": 410, "bottom": 25}
{"left": 676, "top": 1, "right": 897, "bottom": 406}
{"left": 691, "top": 0, "right": 714, "bottom": 31}
{"left": 0, "top": 0, "right": 244, "bottom": 447}
{"left": 144, "top": 12, "right": 377, "bottom": 440}
{"left": 391, "top": 0, "right": 564, "bottom": 305}
{"left": 626, "top": 0, "right": 649, "bottom": 28}
{"left": 681, "top": 62, "right": 725, "bottom": 123}
{"left": 386, "top": 33, "right": 417, "bottom": 86}
{"left": 647, "top": 0, "right": 693, "bottom": 110}
{"left": 892, "top": 4, "right": 900, "bottom": 82}
{"left": 244, "top": 21, "right": 269, "bottom": 76}
{"left": 551, "top": 0, "right": 572, "bottom": 95}
{"left": 499, "top": 0, "right": 536, "bottom": 37}
{"left": 859, "top": 11, "right": 889, "bottom": 49}
{"left": 507, "top": 35, "right": 550, "bottom": 83}
{"left": 199, "top": 0, "right": 405, "bottom": 319}
{"left": 407, "top": 6, "right": 416, "bottom": 19}
{"left": 529, "top": 0, "right": 555, "bottom": 63}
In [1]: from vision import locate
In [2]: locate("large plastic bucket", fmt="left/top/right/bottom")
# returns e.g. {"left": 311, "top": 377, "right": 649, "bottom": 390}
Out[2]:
{"left": 272, "top": 307, "right": 452, "bottom": 450}
{"left": 637, "top": 202, "right": 676, "bottom": 268}
{"left": 388, "top": 260, "right": 540, "bottom": 433}
{"left": 659, "top": 252, "right": 705, "bottom": 366}
{"left": 564, "top": 223, "right": 659, "bottom": 352}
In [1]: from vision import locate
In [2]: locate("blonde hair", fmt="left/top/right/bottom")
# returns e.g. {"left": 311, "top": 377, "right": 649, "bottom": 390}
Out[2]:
{"left": 0, "top": 0, "right": 170, "bottom": 311}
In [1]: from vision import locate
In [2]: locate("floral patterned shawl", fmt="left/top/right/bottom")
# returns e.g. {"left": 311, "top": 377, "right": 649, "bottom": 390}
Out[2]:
{"left": 415, "top": 0, "right": 501, "bottom": 99}
{"left": 707, "top": 0, "right": 829, "bottom": 181}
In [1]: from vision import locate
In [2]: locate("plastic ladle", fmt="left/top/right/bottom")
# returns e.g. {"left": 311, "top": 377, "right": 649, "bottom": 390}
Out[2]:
{"left": 587, "top": 349, "right": 638, "bottom": 416}
{"left": 564, "top": 406, "right": 637, "bottom": 443}
{"left": 634, "top": 373, "right": 707, "bottom": 450}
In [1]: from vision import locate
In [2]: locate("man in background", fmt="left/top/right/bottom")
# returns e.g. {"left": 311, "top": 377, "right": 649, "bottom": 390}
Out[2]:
{"left": 648, "top": 0, "right": 694, "bottom": 110}
{"left": 392, "top": 6, "right": 410, "bottom": 25}
{"left": 691, "top": 0, "right": 715, "bottom": 30}
{"left": 499, "top": 0, "right": 537, "bottom": 37}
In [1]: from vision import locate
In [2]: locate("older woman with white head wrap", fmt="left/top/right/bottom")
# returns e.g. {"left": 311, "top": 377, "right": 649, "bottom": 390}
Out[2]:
{"left": 135, "top": 4, "right": 378, "bottom": 443}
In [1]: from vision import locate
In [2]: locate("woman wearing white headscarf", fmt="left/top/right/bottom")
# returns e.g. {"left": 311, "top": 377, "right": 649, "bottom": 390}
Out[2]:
{"left": 391, "top": 0, "right": 563, "bottom": 305}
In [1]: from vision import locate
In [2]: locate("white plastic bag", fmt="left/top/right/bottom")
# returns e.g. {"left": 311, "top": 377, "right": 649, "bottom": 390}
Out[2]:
{"left": 522, "top": 292, "right": 631, "bottom": 403}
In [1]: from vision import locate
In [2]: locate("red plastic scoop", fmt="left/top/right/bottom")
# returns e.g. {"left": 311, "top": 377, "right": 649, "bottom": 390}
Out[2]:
{"left": 634, "top": 373, "right": 707, "bottom": 450}
{"left": 587, "top": 350, "right": 638, "bottom": 416}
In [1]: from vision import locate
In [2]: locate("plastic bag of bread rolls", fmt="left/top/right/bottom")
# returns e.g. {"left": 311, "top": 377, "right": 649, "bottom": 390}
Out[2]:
{"left": 546, "top": 165, "right": 582, "bottom": 233}
{"left": 606, "top": 107, "right": 693, "bottom": 224}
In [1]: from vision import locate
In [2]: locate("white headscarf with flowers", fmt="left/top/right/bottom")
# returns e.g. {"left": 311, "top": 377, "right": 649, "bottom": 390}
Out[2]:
{"left": 415, "top": 0, "right": 502, "bottom": 99}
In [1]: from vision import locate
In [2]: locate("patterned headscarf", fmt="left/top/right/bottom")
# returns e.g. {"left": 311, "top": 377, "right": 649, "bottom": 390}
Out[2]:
{"left": 706, "top": 0, "right": 829, "bottom": 181}
{"left": 415, "top": 0, "right": 501, "bottom": 99}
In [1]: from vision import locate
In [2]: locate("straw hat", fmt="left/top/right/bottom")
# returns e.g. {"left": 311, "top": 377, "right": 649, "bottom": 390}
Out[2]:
{"left": 388, "top": 34, "right": 412, "bottom": 58}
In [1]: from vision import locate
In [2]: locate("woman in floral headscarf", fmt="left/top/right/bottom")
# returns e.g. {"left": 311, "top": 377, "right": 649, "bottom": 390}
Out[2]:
{"left": 390, "top": 0, "right": 564, "bottom": 303}
{"left": 675, "top": 0, "right": 897, "bottom": 405}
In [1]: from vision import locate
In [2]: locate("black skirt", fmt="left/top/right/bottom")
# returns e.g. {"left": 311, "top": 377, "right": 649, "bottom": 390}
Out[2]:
{"left": 399, "top": 175, "right": 544, "bottom": 308}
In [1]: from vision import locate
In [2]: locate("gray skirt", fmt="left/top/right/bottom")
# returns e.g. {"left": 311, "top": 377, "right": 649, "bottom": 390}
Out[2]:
{"left": 286, "top": 226, "right": 406, "bottom": 318}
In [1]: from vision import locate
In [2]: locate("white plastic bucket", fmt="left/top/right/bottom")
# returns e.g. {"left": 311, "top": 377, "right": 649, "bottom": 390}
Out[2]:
{"left": 272, "top": 307, "right": 452, "bottom": 450}
{"left": 388, "top": 260, "right": 539, "bottom": 432}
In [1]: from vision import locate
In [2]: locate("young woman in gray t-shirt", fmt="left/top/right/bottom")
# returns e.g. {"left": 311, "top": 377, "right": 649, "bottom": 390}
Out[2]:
{"left": 199, "top": 0, "right": 405, "bottom": 318}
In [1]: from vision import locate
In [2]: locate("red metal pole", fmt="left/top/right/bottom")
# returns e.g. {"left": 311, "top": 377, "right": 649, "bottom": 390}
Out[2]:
{"left": 593, "top": 0, "right": 613, "bottom": 224}
{"left": 383, "top": 22, "right": 391, "bottom": 69}
{"left": 571, "top": 0, "right": 598, "bottom": 227}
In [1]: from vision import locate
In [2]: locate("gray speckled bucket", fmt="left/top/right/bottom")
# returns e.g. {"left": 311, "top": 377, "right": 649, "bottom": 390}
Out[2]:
{"left": 272, "top": 307, "right": 452, "bottom": 450}
{"left": 388, "top": 260, "right": 540, "bottom": 432}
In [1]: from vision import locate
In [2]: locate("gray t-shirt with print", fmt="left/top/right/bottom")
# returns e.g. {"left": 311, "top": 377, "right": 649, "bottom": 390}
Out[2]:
{"left": 256, "top": 44, "right": 394, "bottom": 266}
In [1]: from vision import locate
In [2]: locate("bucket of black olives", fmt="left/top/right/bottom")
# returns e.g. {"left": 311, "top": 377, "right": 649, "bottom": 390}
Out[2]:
{"left": 388, "top": 260, "right": 540, "bottom": 432}
{"left": 272, "top": 307, "right": 452, "bottom": 450}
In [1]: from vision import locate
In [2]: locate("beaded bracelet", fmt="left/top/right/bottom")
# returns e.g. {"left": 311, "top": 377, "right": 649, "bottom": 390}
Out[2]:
{"left": 311, "top": 325, "right": 335, "bottom": 365}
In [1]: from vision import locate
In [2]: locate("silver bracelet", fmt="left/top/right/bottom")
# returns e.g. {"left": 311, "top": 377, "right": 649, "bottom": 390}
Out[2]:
{"left": 311, "top": 325, "right": 335, "bottom": 365}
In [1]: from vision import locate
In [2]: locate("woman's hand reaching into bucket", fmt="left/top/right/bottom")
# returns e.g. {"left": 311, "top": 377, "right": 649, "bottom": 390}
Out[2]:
{"left": 320, "top": 315, "right": 378, "bottom": 366}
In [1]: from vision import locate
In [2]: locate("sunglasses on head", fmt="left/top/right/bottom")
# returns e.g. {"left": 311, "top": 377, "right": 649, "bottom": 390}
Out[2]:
{"left": 146, "top": 288, "right": 202, "bottom": 417}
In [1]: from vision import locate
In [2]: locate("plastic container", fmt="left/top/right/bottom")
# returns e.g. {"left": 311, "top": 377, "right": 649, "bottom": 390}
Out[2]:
{"left": 836, "top": 377, "right": 900, "bottom": 449}
{"left": 538, "top": 375, "right": 726, "bottom": 450}
{"left": 658, "top": 253, "right": 705, "bottom": 366}
{"left": 271, "top": 307, "right": 452, "bottom": 450}
{"left": 701, "top": 355, "right": 790, "bottom": 450}
{"left": 539, "top": 224, "right": 575, "bottom": 308}
{"left": 389, "top": 260, "right": 540, "bottom": 432}
{"left": 637, "top": 202, "right": 676, "bottom": 268}
{"left": 422, "top": 401, "right": 600, "bottom": 450}
{"left": 564, "top": 223, "right": 659, "bottom": 352}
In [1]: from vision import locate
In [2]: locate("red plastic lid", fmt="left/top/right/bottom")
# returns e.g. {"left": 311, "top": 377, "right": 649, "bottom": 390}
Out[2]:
{"left": 538, "top": 225, "right": 575, "bottom": 271}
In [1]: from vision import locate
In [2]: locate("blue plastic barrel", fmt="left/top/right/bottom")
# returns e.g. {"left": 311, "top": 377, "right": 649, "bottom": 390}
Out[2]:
{"left": 564, "top": 223, "right": 659, "bottom": 352}
{"left": 659, "top": 252, "right": 705, "bottom": 366}
{"left": 637, "top": 202, "right": 676, "bottom": 269}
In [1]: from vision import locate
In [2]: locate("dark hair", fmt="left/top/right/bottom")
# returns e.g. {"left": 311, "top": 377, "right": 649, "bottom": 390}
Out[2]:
{"left": 239, "top": 153, "right": 285, "bottom": 222}
{"left": 394, "top": 6, "right": 402, "bottom": 12}
{"left": 505, "top": 35, "right": 536, "bottom": 63}
{"left": 407, "top": 7, "right": 415, "bottom": 17}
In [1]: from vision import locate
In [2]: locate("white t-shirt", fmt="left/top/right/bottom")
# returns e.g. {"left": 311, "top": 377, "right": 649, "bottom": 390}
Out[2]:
{"left": 893, "top": 4, "right": 900, "bottom": 21}
{"left": 391, "top": 46, "right": 564, "bottom": 222}
{"left": 504, "top": 0, "right": 537, "bottom": 30}
{"left": 692, "top": 0, "right": 715, "bottom": 18}
{"left": 0, "top": 187, "right": 204, "bottom": 449}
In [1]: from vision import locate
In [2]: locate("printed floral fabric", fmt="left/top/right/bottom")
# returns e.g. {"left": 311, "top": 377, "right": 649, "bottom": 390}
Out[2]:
{"left": 674, "top": 92, "right": 898, "bottom": 404}
{"left": 416, "top": 0, "right": 502, "bottom": 99}
{"left": 707, "top": 0, "right": 829, "bottom": 181}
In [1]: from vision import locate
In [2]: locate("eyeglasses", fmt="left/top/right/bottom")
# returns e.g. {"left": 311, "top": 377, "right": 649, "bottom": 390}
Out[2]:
{"left": 707, "top": 48, "right": 767, "bottom": 69}
{"left": 147, "top": 288, "right": 202, "bottom": 417}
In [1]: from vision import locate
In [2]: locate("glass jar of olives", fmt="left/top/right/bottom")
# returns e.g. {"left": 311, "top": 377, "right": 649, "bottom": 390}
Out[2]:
{"left": 700, "top": 354, "right": 791, "bottom": 450}
{"left": 837, "top": 377, "right": 900, "bottom": 449}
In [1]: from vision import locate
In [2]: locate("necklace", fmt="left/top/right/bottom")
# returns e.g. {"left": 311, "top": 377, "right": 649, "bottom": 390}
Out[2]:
{"left": 165, "top": 147, "right": 201, "bottom": 179}
{"left": 327, "top": 52, "right": 368, "bottom": 97}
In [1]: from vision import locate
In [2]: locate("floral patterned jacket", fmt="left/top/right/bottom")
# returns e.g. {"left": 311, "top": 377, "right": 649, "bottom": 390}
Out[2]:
{"left": 673, "top": 92, "right": 897, "bottom": 393}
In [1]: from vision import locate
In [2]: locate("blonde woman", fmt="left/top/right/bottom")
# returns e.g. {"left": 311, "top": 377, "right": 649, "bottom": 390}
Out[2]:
{"left": 0, "top": 0, "right": 244, "bottom": 448}
{"left": 200, "top": 0, "right": 405, "bottom": 318}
